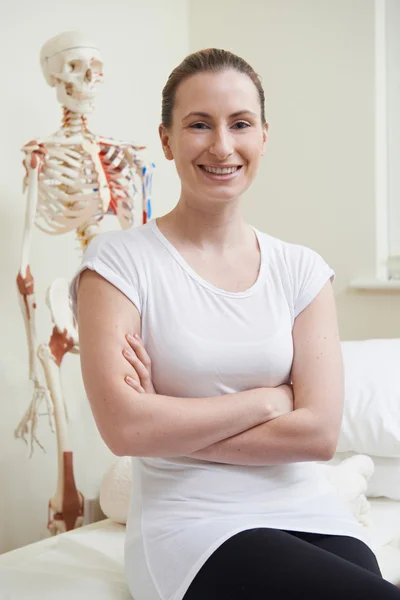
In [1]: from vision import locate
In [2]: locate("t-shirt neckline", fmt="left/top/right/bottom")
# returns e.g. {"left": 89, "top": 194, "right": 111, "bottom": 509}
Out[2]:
{"left": 149, "top": 218, "right": 265, "bottom": 298}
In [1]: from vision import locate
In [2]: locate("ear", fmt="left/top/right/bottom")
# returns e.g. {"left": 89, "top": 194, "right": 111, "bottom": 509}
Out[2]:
{"left": 261, "top": 122, "right": 269, "bottom": 156}
{"left": 158, "top": 124, "right": 174, "bottom": 161}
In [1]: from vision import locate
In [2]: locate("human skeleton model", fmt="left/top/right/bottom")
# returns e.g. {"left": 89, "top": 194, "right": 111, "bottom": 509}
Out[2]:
{"left": 15, "top": 31, "right": 153, "bottom": 535}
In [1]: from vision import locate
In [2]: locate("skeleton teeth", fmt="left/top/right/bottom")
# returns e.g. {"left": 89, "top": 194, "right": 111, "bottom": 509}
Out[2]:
{"left": 203, "top": 166, "right": 239, "bottom": 175}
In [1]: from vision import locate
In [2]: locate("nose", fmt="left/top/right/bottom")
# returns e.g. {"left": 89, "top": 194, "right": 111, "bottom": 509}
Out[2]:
{"left": 85, "top": 68, "right": 93, "bottom": 83}
{"left": 209, "top": 127, "right": 233, "bottom": 159}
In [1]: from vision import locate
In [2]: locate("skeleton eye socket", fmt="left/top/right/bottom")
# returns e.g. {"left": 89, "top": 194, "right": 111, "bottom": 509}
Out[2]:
{"left": 90, "top": 60, "right": 102, "bottom": 73}
{"left": 66, "top": 60, "right": 83, "bottom": 73}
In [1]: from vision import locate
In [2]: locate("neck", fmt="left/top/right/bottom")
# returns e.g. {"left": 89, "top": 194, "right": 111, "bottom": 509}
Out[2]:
{"left": 160, "top": 195, "right": 251, "bottom": 252}
{"left": 61, "top": 107, "right": 91, "bottom": 137}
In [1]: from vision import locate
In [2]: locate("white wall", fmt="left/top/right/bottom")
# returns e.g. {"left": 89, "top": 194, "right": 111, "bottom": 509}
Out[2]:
{"left": 0, "top": 0, "right": 187, "bottom": 552}
{"left": 190, "top": 0, "right": 400, "bottom": 340}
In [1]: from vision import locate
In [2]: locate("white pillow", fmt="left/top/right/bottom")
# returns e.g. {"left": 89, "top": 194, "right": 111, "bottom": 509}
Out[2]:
{"left": 99, "top": 456, "right": 133, "bottom": 524}
{"left": 337, "top": 339, "right": 400, "bottom": 458}
{"left": 330, "top": 452, "right": 400, "bottom": 501}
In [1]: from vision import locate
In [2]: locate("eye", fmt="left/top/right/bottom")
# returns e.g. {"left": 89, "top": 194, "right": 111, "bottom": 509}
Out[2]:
{"left": 189, "top": 122, "right": 210, "bottom": 129}
{"left": 232, "top": 121, "right": 251, "bottom": 130}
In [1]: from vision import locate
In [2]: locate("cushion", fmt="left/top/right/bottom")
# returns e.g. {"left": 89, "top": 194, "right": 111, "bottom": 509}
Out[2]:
{"left": 338, "top": 339, "right": 400, "bottom": 458}
{"left": 330, "top": 452, "right": 400, "bottom": 501}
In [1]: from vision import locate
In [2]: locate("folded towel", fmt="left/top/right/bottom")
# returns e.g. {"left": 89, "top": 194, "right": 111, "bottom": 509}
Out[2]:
{"left": 319, "top": 454, "right": 375, "bottom": 527}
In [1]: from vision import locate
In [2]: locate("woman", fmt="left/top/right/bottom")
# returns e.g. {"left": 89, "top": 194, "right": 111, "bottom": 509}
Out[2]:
{"left": 70, "top": 49, "right": 400, "bottom": 600}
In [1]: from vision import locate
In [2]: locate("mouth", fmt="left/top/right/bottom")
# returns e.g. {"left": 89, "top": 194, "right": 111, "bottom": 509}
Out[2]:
{"left": 64, "top": 83, "right": 97, "bottom": 100}
{"left": 198, "top": 165, "right": 243, "bottom": 181}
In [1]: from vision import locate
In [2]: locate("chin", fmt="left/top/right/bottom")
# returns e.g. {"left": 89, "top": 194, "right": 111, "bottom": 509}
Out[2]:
{"left": 211, "top": 182, "right": 251, "bottom": 200}
{"left": 203, "top": 188, "right": 244, "bottom": 204}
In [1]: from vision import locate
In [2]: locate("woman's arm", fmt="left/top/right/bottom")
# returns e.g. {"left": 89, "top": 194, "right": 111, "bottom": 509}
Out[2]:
{"left": 183, "top": 280, "right": 344, "bottom": 465}
{"left": 77, "top": 270, "right": 278, "bottom": 457}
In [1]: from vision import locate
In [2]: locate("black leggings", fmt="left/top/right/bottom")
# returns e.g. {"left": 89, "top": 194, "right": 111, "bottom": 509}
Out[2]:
{"left": 183, "top": 528, "right": 400, "bottom": 599}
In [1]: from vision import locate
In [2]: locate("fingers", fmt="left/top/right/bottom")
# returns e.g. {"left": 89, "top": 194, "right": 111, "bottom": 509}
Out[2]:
{"left": 123, "top": 347, "right": 150, "bottom": 383}
{"left": 122, "top": 350, "right": 141, "bottom": 387}
{"left": 126, "top": 334, "right": 151, "bottom": 369}
{"left": 123, "top": 334, "right": 152, "bottom": 394}
{"left": 125, "top": 376, "right": 145, "bottom": 393}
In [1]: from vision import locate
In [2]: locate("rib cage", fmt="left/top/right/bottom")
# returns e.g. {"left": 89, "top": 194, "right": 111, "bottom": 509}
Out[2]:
{"left": 99, "top": 142, "right": 140, "bottom": 229}
{"left": 36, "top": 143, "right": 106, "bottom": 234}
{"left": 34, "top": 138, "right": 142, "bottom": 235}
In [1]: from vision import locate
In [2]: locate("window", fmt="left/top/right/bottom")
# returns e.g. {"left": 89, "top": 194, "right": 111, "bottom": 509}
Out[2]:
{"left": 385, "top": 0, "right": 400, "bottom": 279}
{"left": 376, "top": 0, "right": 400, "bottom": 281}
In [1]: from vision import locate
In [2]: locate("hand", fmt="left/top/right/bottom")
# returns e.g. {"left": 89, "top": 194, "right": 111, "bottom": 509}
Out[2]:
{"left": 254, "top": 384, "right": 294, "bottom": 422}
{"left": 268, "top": 384, "right": 294, "bottom": 419}
{"left": 123, "top": 334, "right": 156, "bottom": 394}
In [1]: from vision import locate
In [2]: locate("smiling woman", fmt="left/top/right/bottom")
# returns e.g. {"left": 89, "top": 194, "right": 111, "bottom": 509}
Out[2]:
{"left": 70, "top": 48, "right": 400, "bottom": 600}
{"left": 158, "top": 64, "right": 268, "bottom": 208}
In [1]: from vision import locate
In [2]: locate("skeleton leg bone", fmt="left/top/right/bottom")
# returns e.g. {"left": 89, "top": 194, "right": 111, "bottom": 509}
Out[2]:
{"left": 38, "top": 332, "right": 83, "bottom": 535}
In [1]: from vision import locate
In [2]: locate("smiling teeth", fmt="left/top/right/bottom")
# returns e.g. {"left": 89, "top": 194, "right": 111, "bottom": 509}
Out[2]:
{"left": 203, "top": 166, "right": 238, "bottom": 174}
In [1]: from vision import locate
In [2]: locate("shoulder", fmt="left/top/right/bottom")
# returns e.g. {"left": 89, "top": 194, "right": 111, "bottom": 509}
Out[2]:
{"left": 83, "top": 222, "right": 155, "bottom": 263}
{"left": 255, "top": 229, "right": 335, "bottom": 318}
{"left": 75, "top": 223, "right": 156, "bottom": 294}
{"left": 70, "top": 224, "right": 155, "bottom": 321}
{"left": 257, "top": 229, "right": 333, "bottom": 275}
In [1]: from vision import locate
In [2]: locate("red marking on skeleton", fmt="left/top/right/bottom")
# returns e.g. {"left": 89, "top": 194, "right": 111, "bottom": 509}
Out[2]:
{"left": 23, "top": 141, "right": 47, "bottom": 174}
{"left": 33, "top": 303, "right": 37, "bottom": 309}
{"left": 63, "top": 109, "right": 72, "bottom": 125}
{"left": 143, "top": 210, "right": 147, "bottom": 224}
{"left": 108, "top": 196, "right": 118, "bottom": 215}
{"left": 47, "top": 452, "right": 84, "bottom": 533}
{"left": 49, "top": 327, "right": 74, "bottom": 367}
{"left": 97, "top": 144, "right": 140, "bottom": 225}
{"left": 17, "top": 267, "right": 34, "bottom": 296}
{"left": 16, "top": 266, "right": 34, "bottom": 321}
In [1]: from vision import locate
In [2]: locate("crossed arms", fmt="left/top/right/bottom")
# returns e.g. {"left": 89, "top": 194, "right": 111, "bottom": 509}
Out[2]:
{"left": 76, "top": 270, "right": 344, "bottom": 466}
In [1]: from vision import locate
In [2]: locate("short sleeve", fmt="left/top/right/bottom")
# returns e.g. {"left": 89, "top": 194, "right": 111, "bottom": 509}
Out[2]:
{"left": 68, "top": 231, "right": 142, "bottom": 322}
{"left": 285, "top": 243, "right": 335, "bottom": 319}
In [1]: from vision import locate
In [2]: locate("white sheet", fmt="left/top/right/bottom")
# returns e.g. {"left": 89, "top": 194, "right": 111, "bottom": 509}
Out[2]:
{"left": 0, "top": 520, "right": 130, "bottom": 600}
{"left": 367, "top": 498, "right": 400, "bottom": 585}
{"left": 0, "top": 499, "right": 399, "bottom": 599}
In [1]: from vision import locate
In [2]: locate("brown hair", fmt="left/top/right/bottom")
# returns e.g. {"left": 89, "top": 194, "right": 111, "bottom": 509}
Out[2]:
{"left": 161, "top": 48, "right": 266, "bottom": 128}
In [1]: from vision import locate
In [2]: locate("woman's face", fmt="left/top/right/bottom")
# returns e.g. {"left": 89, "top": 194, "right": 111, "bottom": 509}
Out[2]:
{"left": 159, "top": 70, "right": 268, "bottom": 207}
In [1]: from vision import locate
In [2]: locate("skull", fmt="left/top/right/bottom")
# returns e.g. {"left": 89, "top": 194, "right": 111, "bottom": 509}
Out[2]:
{"left": 40, "top": 31, "right": 104, "bottom": 114}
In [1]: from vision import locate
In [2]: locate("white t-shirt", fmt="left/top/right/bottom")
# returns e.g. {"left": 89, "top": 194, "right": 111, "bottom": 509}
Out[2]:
{"left": 69, "top": 219, "right": 372, "bottom": 600}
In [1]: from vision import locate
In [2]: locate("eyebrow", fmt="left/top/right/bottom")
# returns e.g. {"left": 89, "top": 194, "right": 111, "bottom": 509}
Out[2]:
{"left": 181, "top": 110, "right": 257, "bottom": 122}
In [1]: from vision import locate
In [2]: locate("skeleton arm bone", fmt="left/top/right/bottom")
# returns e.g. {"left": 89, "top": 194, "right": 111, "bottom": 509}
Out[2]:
{"left": 16, "top": 143, "right": 54, "bottom": 454}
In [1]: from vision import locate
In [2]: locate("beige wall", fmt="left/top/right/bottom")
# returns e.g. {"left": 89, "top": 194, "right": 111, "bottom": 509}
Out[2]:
{"left": 0, "top": 0, "right": 186, "bottom": 553}
{"left": 2, "top": 0, "right": 399, "bottom": 556}
{"left": 189, "top": 0, "right": 400, "bottom": 340}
